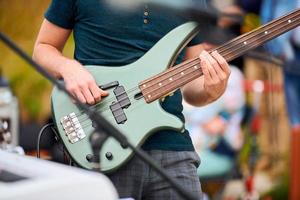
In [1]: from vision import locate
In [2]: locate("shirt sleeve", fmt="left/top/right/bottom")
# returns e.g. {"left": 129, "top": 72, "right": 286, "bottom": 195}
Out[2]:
{"left": 44, "top": 0, "right": 76, "bottom": 29}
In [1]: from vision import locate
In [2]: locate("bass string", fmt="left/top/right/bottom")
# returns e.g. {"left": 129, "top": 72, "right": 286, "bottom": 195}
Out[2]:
{"left": 75, "top": 58, "right": 203, "bottom": 121}
{"left": 74, "top": 58, "right": 200, "bottom": 118}
{"left": 140, "top": 60, "right": 200, "bottom": 90}
{"left": 75, "top": 56, "right": 201, "bottom": 117}
{"left": 140, "top": 64, "right": 202, "bottom": 102}
{"left": 75, "top": 86, "right": 139, "bottom": 121}
{"left": 217, "top": 12, "right": 300, "bottom": 59}
{"left": 79, "top": 99, "right": 145, "bottom": 130}
{"left": 139, "top": 57, "right": 200, "bottom": 87}
{"left": 220, "top": 15, "right": 300, "bottom": 61}
{"left": 75, "top": 65, "right": 204, "bottom": 128}
{"left": 71, "top": 12, "right": 300, "bottom": 126}
{"left": 215, "top": 9, "right": 300, "bottom": 54}
{"left": 75, "top": 85, "right": 139, "bottom": 116}
{"left": 76, "top": 62, "right": 205, "bottom": 127}
{"left": 75, "top": 14, "right": 300, "bottom": 127}
{"left": 141, "top": 13, "right": 300, "bottom": 97}
{"left": 73, "top": 9, "right": 300, "bottom": 118}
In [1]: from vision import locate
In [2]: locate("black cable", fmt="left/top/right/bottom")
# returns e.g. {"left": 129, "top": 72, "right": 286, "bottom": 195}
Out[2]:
{"left": 37, "top": 123, "right": 54, "bottom": 158}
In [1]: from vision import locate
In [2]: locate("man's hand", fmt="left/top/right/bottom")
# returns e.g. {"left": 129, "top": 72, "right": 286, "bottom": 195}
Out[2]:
{"left": 60, "top": 60, "right": 108, "bottom": 105}
{"left": 182, "top": 44, "right": 231, "bottom": 106}
{"left": 199, "top": 50, "right": 231, "bottom": 101}
{"left": 32, "top": 19, "right": 108, "bottom": 105}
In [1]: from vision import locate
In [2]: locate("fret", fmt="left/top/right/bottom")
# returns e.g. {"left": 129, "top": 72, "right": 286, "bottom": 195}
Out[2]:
{"left": 139, "top": 59, "right": 199, "bottom": 94}
{"left": 139, "top": 58, "right": 199, "bottom": 88}
{"left": 144, "top": 64, "right": 203, "bottom": 103}
{"left": 222, "top": 12, "right": 300, "bottom": 61}
{"left": 217, "top": 9, "right": 300, "bottom": 61}
{"left": 140, "top": 9, "right": 300, "bottom": 103}
{"left": 216, "top": 9, "right": 300, "bottom": 55}
{"left": 141, "top": 61, "right": 201, "bottom": 102}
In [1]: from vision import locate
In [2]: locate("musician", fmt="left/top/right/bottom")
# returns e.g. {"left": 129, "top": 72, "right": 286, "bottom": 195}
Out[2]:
{"left": 32, "top": 1, "right": 231, "bottom": 199}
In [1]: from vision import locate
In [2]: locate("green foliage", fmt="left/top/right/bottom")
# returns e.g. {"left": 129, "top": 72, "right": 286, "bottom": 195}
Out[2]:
{"left": 0, "top": 1, "right": 74, "bottom": 122}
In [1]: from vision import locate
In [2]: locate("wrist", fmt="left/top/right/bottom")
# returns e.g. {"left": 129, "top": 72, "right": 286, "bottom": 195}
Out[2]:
{"left": 58, "top": 58, "right": 82, "bottom": 78}
{"left": 201, "top": 90, "right": 218, "bottom": 104}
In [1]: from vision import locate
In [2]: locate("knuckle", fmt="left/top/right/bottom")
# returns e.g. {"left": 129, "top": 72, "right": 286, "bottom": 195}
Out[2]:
{"left": 80, "top": 98, "right": 87, "bottom": 104}
{"left": 67, "top": 85, "right": 77, "bottom": 92}
{"left": 94, "top": 93, "right": 101, "bottom": 100}
{"left": 87, "top": 99, "right": 95, "bottom": 105}
{"left": 95, "top": 92, "right": 101, "bottom": 98}
{"left": 75, "top": 93, "right": 86, "bottom": 103}
{"left": 87, "top": 78, "right": 95, "bottom": 86}
{"left": 219, "top": 60, "right": 226, "bottom": 66}
{"left": 78, "top": 82, "right": 88, "bottom": 89}
{"left": 97, "top": 97, "right": 102, "bottom": 102}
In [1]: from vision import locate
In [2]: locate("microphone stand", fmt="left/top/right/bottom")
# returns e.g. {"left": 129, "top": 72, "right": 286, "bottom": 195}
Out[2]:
{"left": 0, "top": 31, "right": 199, "bottom": 200}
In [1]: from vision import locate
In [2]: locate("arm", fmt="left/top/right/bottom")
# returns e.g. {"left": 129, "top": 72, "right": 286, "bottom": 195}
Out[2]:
{"left": 33, "top": 19, "right": 108, "bottom": 104}
{"left": 181, "top": 44, "right": 231, "bottom": 106}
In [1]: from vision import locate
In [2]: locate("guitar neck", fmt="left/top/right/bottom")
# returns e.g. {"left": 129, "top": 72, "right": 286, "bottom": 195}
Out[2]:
{"left": 140, "top": 9, "right": 300, "bottom": 103}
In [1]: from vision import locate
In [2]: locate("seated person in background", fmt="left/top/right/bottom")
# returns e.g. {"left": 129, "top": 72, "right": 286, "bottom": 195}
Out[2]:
{"left": 183, "top": 46, "right": 245, "bottom": 178}
{"left": 183, "top": 3, "right": 245, "bottom": 178}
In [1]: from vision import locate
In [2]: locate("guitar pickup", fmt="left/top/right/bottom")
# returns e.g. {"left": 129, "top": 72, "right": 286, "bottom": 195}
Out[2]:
{"left": 99, "top": 81, "right": 119, "bottom": 90}
{"left": 110, "top": 102, "right": 127, "bottom": 124}
{"left": 114, "top": 86, "right": 131, "bottom": 108}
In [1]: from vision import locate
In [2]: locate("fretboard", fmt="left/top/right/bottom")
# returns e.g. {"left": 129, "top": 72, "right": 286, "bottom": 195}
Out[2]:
{"left": 140, "top": 9, "right": 300, "bottom": 103}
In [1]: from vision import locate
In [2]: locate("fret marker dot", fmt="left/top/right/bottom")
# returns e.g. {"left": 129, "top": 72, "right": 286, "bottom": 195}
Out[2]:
{"left": 264, "top": 31, "right": 268, "bottom": 34}
{"left": 169, "top": 77, "right": 173, "bottom": 81}
{"left": 159, "top": 83, "right": 162, "bottom": 86}
{"left": 143, "top": 84, "right": 146, "bottom": 88}
{"left": 148, "top": 95, "right": 151, "bottom": 98}
{"left": 288, "top": 19, "right": 292, "bottom": 23}
{"left": 244, "top": 41, "right": 247, "bottom": 45}
{"left": 181, "top": 72, "right": 184, "bottom": 75}
{"left": 194, "top": 66, "right": 198, "bottom": 69}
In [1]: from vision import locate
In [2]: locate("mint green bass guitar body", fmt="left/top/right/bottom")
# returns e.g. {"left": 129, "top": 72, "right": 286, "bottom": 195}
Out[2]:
{"left": 51, "top": 22, "right": 199, "bottom": 173}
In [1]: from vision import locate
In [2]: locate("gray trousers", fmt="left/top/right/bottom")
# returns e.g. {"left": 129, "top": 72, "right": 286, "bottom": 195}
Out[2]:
{"left": 108, "top": 150, "right": 203, "bottom": 200}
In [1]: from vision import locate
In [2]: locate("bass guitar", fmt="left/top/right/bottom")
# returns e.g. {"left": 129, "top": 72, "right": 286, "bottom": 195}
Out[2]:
{"left": 51, "top": 9, "right": 300, "bottom": 173}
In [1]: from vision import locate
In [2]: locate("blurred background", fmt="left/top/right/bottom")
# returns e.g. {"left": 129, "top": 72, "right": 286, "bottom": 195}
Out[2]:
{"left": 0, "top": 1, "right": 74, "bottom": 122}
{"left": 0, "top": 0, "right": 298, "bottom": 199}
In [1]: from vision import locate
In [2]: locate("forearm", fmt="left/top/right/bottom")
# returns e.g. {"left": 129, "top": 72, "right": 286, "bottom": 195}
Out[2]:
{"left": 32, "top": 43, "right": 78, "bottom": 79}
{"left": 33, "top": 19, "right": 107, "bottom": 104}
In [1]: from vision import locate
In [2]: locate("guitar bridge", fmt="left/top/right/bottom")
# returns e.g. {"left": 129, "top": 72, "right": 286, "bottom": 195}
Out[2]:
{"left": 60, "top": 112, "right": 86, "bottom": 144}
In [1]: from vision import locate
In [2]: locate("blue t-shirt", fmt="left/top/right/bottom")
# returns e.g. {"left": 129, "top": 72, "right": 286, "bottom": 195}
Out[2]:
{"left": 45, "top": 0, "right": 202, "bottom": 151}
